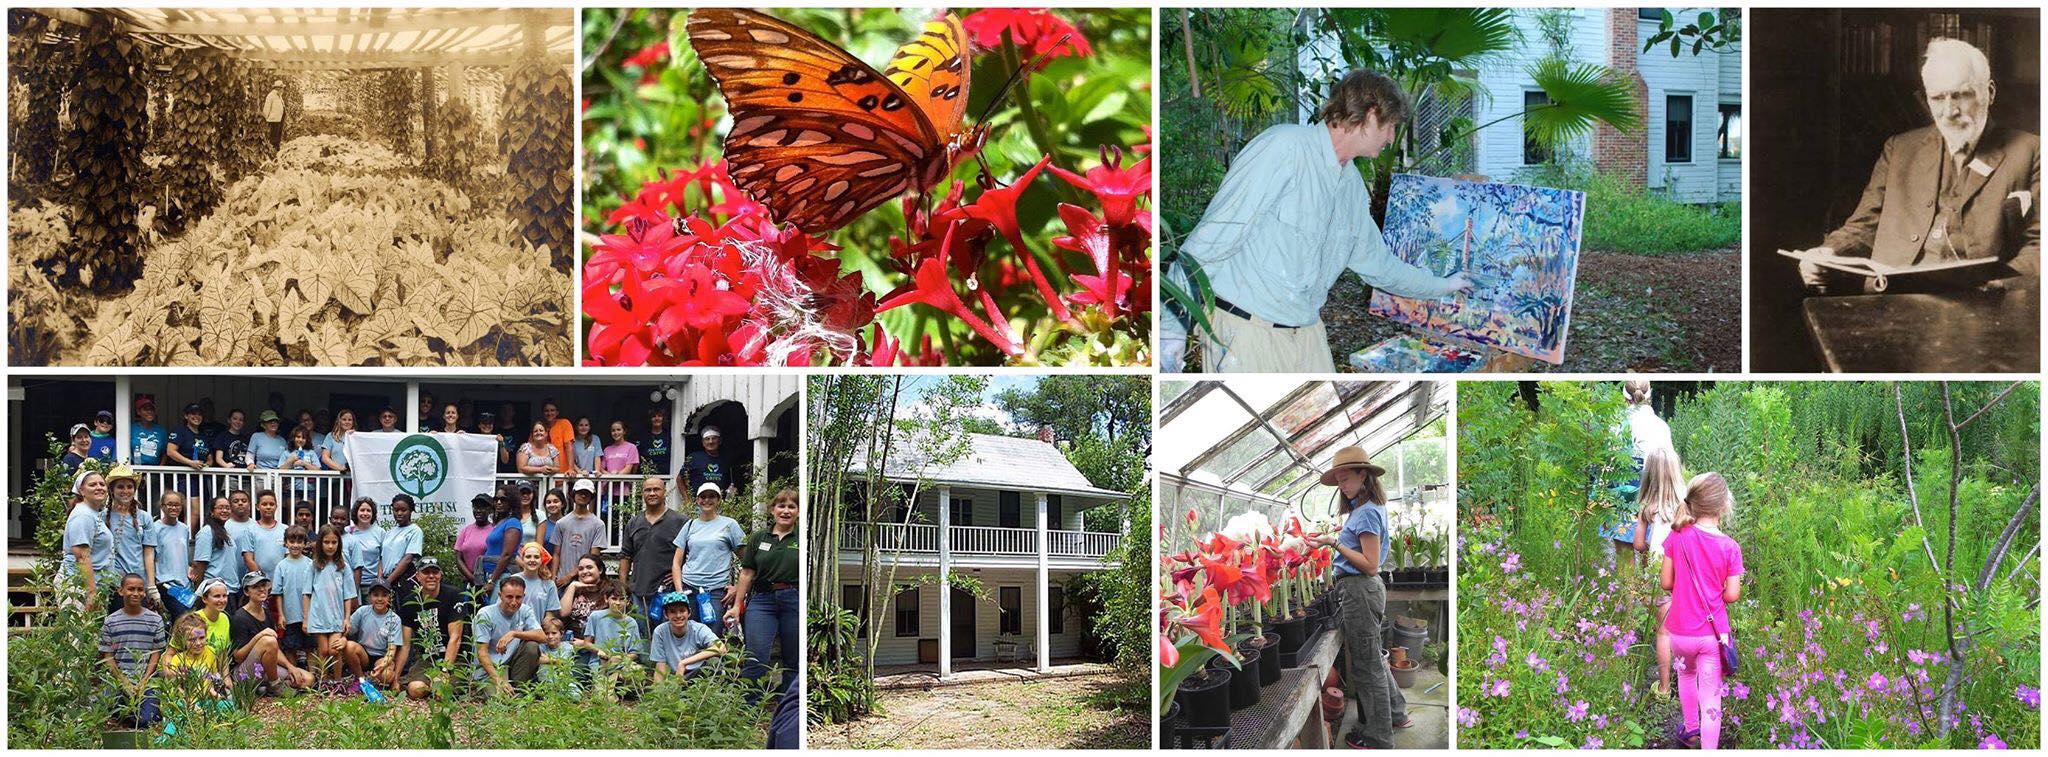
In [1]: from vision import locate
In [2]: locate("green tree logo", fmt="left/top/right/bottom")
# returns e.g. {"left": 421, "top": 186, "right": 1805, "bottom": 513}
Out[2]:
{"left": 389, "top": 435, "right": 449, "bottom": 498}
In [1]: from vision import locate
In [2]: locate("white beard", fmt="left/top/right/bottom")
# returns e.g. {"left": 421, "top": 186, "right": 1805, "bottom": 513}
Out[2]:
{"left": 1935, "top": 112, "right": 1988, "bottom": 155}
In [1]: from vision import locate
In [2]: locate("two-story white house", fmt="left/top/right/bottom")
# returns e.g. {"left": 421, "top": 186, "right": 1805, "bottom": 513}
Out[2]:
{"left": 1298, "top": 7, "right": 1741, "bottom": 204}
{"left": 836, "top": 431, "right": 1127, "bottom": 678}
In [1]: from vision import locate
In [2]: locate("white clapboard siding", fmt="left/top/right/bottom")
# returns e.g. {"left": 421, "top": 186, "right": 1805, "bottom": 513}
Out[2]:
{"left": 678, "top": 374, "right": 801, "bottom": 439}
{"left": 857, "top": 566, "right": 1087, "bottom": 666}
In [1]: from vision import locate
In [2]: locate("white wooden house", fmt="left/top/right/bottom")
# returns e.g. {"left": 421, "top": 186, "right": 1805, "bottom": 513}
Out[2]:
{"left": 836, "top": 432, "right": 1126, "bottom": 677}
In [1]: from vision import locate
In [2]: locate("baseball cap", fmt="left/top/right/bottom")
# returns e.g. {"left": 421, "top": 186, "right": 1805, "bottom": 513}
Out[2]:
{"left": 696, "top": 483, "right": 723, "bottom": 497}
{"left": 366, "top": 580, "right": 393, "bottom": 595}
{"left": 258, "top": 410, "right": 280, "bottom": 423}
{"left": 416, "top": 556, "right": 442, "bottom": 573}
{"left": 517, "top": 481, "right": 535, "bottom": 492}
{"left": 658, "top": 591, "right": 691, "bottom": 609}
{"left": 94, "top": 410, "right": 114, "bottom": 422}
{"left": 241, "top": 570, "right": 271, "bottom": 588}
{"left": 183, "top": 403, "right": 203, "bottom": 414}
{"left": 69, "top": 423, "right": 90, "bottom": 437}
{"left": 135, "top": 396, "right": 155, "bottom": 410}
{"left": 572, "top": 478, "right": 596, "bottom": 494}
{"left": 477, "top": 411, "right": 496, "bottom": 422}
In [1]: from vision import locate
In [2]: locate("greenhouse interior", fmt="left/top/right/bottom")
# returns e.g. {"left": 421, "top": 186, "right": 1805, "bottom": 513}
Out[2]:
{"left": 8, "top": 7, "right": 575, "bottom": 367}
{"left": 1159, "top": 379, "right": 1450, "bottom": 750}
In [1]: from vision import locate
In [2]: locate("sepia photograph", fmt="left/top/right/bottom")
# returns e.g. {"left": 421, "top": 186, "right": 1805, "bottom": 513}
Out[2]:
{"left": 1750, "top": 9, "right": 2040, "bottom": 373}
{"left": 7, "top": 8, "right": 576, "bottom": 367}
{"left": 1158, "top": 379, "right": 1450, "bottom": 749}
{"left": 1161, "top": 8, "right": 1741, "bottom": 374}
{"left": 5, "top": 373, "right": 801, "bottom": 748}
{"left": 805, "top": 374, "right": 1150, "bottom": 748}
{"left": 580, "top": 8, "right": 1153, "bottom": 367}
{"left": 1457, "top": 380, "right": 2038, "bottom": 749}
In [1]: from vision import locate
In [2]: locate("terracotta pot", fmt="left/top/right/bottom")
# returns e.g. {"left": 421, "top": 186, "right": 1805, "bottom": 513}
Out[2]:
{"left": 1389, "top": 645, "right": 1409, "bottom": 667}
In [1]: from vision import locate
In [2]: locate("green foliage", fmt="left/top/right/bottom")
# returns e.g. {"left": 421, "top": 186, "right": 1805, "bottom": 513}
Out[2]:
{"left": 1068, "top": 490, "right": 1152, "bottom": 671}
{"left": 1461, "top": 381, "right": 2040, "bottom": 749}
{"left": 63, "top": 18, "right": 149, "bottom": 291}
{"left": 1511, "top": 162, "right": 1740, "bottom": 254}
{"left": 502, "top": 56, "right": 574, "bottom": 269}
{"left": 5, "top": 440, "right": 109, "bottom": 748}
{"left": 806, "top": 604, "right": 876, "bottom": 724}
{"left": 1642, "top": 9, "right": 1743, "bottom": 58}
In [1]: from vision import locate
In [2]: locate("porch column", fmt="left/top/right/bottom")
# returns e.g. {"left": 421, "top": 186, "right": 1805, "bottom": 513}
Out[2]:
{"left": 404, "top": 382, "right": 420, "bottom": 434}
{"left": 751, "top": 433, "right": 770, "bottom": 520}
{"left": 114, "top": 376, "right": 132, "bottom": 465}
{"left": 937, "top": 485, "right": 952, "bottom": 679}
{"left": 1035, "top": 490, "right": 1049, "bottom": 673}
{"left": 668, "top": 393, "right": 686, "bottom": 479}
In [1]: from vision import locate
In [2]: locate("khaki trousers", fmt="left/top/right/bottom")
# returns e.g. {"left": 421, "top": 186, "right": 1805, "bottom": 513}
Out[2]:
{"left": 1200, "top": 307, "right": 1337, "bottom": 373}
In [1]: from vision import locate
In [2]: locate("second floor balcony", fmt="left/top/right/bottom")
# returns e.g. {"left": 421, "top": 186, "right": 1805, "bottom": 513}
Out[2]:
{"left": 839, "top": 521, "right": 1122, "bottom": 563}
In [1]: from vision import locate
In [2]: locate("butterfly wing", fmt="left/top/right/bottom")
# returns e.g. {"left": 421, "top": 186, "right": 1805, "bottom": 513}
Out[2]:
{"left": 882, "top": 13, "right": 972, "bottom": 145}
{"left": 686, "top": 8, "right": 948, "bottom": 234}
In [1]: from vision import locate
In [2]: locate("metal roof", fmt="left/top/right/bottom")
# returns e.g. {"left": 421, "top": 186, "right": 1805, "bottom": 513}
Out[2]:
{"left": 851, "top": 432, "right": 1128, "bottom": 500}
{"left": 1158, "top": 379, "right": 1447, "bottom": 509}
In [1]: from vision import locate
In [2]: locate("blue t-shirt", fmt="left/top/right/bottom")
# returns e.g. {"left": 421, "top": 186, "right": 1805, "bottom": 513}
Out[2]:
{"left": 286, "top": 447, "right": 321, "bottom": 471}
{"left": 344, "top": 526, "right": 384, "bottom": 587}
{"left": 649, "top": 619, "right": 720, "bottom": 672}
{"left": 471, "top": 602, "right": 540, "bottom": 666}
{"left": 151, "top": 520, "right": 191, "bottom": 588}
{"left": 58, "top": 503, "right": 115, "bottom": 584}
{"left": 240, "top": 521, "right": 289, "bottom": 577}
{"left": 306, "top": 563, "right": 353, "bottom": 633}
{"left": 516, "top": 571, "right": 560, "bottom": 618}
{"left": 347, "top": 605, "right": 405, "bottom": 656}
{"left": 88, "top": 433, "right": 117, "bottom": 462}
{"left": 272, "top": 555, "right": 315, "bottom": 625}
{"left": 106, "top": 508, "right": 152, "bottom": 580}
{"left": 321, "top": 432, "right": 351, "bottom": 470}
{"left": 131, "top": 423, "right": 167, "bottom": 465}
{"left": 379, "top": 524, "right": 424, "bottom": 580}
{"left": 1333, "top": 499, "right": 1390, "bottom": 576}
{"left": 167, "top": 425, "right": 210, "bottom": 465}
{"left": 583, "top": 608, "right": 640, "bottom": 667}
{"left": 248, "top": 432, "right": 288, "bottom": 469}
{"left": 193, "top": 525, "right": 242, "bottom": 589}
{"left": 477, "top": 519, "right": 523, "bottom": 579}
{"left": 671, "top": 515, "right": 746, "bottom": 590}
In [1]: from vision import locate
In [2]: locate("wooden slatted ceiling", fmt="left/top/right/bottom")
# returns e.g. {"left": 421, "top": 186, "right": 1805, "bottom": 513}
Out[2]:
{"left": 25, "top": 7, "right": 571, "bottom": 69}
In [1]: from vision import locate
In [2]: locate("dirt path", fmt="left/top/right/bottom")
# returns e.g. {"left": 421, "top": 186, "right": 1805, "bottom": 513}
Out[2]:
{"left": 1320, "top": 247, "right": 1739, "bottom": 372}
{"left": 807, "top": 673, "right": 1147, "bottom": 750}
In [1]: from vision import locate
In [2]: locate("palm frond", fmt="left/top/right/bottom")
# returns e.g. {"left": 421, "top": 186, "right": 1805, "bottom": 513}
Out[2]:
{"left": 1523, "top": 58, "right": 1641, "bottom": 148}
{"left": 1378, "top": 8, "right": 1520, "bottom": 65}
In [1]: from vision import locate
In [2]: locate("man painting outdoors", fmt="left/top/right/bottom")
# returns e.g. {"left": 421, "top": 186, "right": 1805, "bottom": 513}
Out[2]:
{"left": 1795, "top": 38, "right": 2040, "bottom": 294}
{"left": 262, "top": 80, "right": 286, "bottom": 150}
{"left": 1173, "top": 69, "right": 1471, "bottom": 372}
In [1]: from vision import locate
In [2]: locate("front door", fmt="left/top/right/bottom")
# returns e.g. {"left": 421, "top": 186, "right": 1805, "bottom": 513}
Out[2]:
{"left": 951, "top": 585, "right": 975, "bottom": 658}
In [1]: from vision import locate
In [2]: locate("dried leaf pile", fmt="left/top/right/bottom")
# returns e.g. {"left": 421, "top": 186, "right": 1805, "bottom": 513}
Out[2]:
{"left": 10, "top": 135, "right": 571, "bottom": 366}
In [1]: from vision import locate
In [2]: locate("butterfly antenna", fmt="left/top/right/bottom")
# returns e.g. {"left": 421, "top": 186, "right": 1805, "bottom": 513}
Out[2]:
{"left": 974, "top": 34, "right": 1072, "bottom": 125}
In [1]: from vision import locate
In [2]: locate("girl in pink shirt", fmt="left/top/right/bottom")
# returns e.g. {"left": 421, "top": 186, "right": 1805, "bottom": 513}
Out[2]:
{"left": 1661, "top": 472, "right": 1744, "bottom": 750}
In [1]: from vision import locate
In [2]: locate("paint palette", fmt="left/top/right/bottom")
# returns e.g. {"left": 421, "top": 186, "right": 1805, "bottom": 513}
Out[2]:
{"left": 1347, "top": 333, "right": 1484, "bottom": 373}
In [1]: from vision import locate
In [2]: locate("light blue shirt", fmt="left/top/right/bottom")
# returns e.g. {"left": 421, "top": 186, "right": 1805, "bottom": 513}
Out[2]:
{"left": 151, "top": 520, "right": 191, "bottom": 588}
{"left": 106, "top": 508, "right": 152, "bottom": 580}
{"left": 517, "top": 571, "right": 560, "bottom": 618}
{"left": 472, "top": 602, "right": 540, "bottom": 666}
{"left": 193, "top": 525, "right": 241, "bottom": 589}
{"left": 344, "top": 525, "right": 384, "bottom": 586}
{"left": 671, "top": 515, "right": 746, "bottom": 590}
{"left": 272, "top": 555, "right": 315, "bottom": 625}
{"left": 306, "top": 563, "right": 353, "bottom": 633}
{"left": 1176, "top": 123, "right": 1460, "bottom": 327}
{"left": 240, "top": 521, "right": 289, "bottom": 577}
{"left": 286, "top": 447, "right": 321, "bottom": 471}
{"left": 322, "top": 432, "right": 351, "bottom": 470}
{"left": 347, "top": 604, "right": 404, "bottom": 656}
{"left": 583, "top": 608, "right": 640, "bottom": 668}
{"left": 58, "top": 503, "right": 115, "bottom": 584}
{"left": 249, "top": 431, "right": 289, "bottom": 469}
{"left": 1333, "top": 497, "right": 1390, "bottom": 576}
{"left": 648, "top": 618, "right": 720, "bottom": 672}
{"left": 380, "top": 524, "right": 424, "bottom": 576}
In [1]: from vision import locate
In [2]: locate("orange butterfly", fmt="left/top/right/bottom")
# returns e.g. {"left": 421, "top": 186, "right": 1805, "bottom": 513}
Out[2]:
{"left": 686, "top": 8, "right": 985, "bottom": 234}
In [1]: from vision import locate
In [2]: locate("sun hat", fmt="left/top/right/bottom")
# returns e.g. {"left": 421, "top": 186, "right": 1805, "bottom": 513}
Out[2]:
{"left": 1319, "top": 446, "right": 1387, "bottom": 486}
{"left": 105, "top": 463, "right": 140, "bottom": 485}
{"left": 695, "top": 483, "right": 723, "bottom": 497}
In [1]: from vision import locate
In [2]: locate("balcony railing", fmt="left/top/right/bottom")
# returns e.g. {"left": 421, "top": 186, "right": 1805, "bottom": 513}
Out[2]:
{"left": 841, "top": 522, "right": 1119, "bottom": 559}
{"left": 125, "top": 465, "right": 677, "bottom": 555}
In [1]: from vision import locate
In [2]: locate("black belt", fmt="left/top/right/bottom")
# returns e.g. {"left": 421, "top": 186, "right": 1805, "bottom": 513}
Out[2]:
{"left": 1214, "top": 295, "right": 1305, "bottom": 330}
{"left": 754, "top": 581, "right": 796, "bottom": 593}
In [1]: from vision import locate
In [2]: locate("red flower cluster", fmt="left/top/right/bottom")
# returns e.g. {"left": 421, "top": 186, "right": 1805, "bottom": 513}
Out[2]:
{"left": 583, "top": 162, "right": 878, "bottom": 366}
{"left": 623, "top": 41, "right": 670, "bottom": 85}
{"left": 962, "top": 8, "right": 1093, "bottom": 64}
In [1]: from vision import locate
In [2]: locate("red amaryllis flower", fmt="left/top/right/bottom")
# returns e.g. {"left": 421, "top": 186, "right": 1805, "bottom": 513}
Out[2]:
{"left": 1158, "top": 626, "right": 1181, "bottom": 668}
{"left": 962, "top": 8, "right": 1093, "bottom": 64}
{"left": 1199, "top": 553, "right": 1241, "bottom": 592}
{"left": 1230, "top": 551, "right": 1271, "bottom": 605}
{"left": 1201, "top": 532, "right": 1242, "bottom": 557}
{"left": 1172, "top": 587, "right": 1230, "bottom": 655}
{"left": 1051, "top": 147, "right": 1150, "bottom": 228}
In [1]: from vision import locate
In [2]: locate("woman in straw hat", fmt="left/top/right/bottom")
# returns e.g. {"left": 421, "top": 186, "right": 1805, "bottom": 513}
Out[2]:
{"left": 1308, "top": 446, "right": 1412, "bottom": 748}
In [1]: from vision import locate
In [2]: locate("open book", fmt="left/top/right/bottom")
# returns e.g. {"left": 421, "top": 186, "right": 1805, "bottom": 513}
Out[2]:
{"left": 1776, "top": 248, "right": 1998, "bottom": 292}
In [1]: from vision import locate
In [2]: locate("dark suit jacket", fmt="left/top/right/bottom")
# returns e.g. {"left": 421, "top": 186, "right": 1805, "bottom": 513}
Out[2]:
{"left": 1824, "top": 124, "right": 2040, "bottom": 280}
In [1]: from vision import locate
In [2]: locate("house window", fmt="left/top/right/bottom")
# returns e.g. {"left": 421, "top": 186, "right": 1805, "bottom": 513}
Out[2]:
{"left": 1049, "top": 587, "right": 1066, "bottom": 634}
{"left": 1665, "top": 94, "right": 1694, "bottom": 163}
{"left": 999, "top": 491, "right": 1021, "bottom": 528}
{"left": 842, "top": 480, "right": 866, "bottom": 521}
{"left": 1638, "top": 9, "right": 1664, "bottom": 21}
{"left": 1048, "top": 495, "right": 1063, "bottom": 529}
{"left": 890, "top": 483, "right": 914, "bottom": 523}
{"left": 948, "top": 496, "right": 973, "bottom": 527}
{"left": 843, "top": 584, "right": 869, "bottom": 638}
{"left": 894, "top": 587, "right": 918, "bottom": 637}
{"left": 999, "top": 586, "right": 1022, "bottom": 635}
{"left": 1717, "top": 103, "right": 1741, "bottom": 159}
{"left": 1522, "top": 90, "right": 1552, "bottom": 165}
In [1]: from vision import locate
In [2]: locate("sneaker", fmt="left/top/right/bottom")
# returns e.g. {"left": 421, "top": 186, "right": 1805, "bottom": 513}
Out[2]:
{"left": 1344, "top": 731, "right": 1374, "bottom": 749}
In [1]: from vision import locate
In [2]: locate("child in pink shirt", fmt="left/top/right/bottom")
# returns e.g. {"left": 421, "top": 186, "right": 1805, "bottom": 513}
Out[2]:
{"left": 1662, "top": 472, "right": 1743, "bottom": 750}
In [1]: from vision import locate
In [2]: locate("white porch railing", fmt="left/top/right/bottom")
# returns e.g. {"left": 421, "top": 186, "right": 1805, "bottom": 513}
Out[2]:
{"left": 841, "top": 522, "right": 1117, "bottom": 559}
{"left": 128, "top": 465, "right": 680, "bottom": 554}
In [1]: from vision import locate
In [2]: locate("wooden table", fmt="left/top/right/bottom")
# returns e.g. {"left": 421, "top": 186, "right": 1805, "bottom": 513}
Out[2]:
{"left": 1801, "top": 283, "right": 2039, "bottom": 372}
{"left": 1217, "top": 628, "right": 1340, "bottom": 750}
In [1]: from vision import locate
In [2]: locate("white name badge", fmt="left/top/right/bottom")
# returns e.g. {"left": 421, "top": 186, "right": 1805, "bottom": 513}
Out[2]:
{"left": 1969, "top": 158, "right": 1994, "bottom": 177}
{"left": 758, "top": 542, "right": 774, "bottom": 551}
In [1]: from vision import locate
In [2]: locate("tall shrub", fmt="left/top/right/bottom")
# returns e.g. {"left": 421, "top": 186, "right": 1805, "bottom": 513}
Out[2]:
{"left": 63, "top": 18, "right": 148, "bottom": 291}
{"left": 501, "top": 57, "right": 572, "bottom": 268}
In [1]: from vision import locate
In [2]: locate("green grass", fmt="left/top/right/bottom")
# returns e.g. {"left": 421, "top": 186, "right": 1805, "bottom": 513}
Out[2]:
{"left": 1518, "top": 164, "right": 1740, "bottom": 255}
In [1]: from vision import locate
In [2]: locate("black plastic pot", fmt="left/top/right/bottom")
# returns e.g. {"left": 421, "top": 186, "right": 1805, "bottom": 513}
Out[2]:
{"left": 1160, "top": 700, "right": 1182, "bottom": 749}
{"left": 1274, "top": 614, "right": 1308, "bottom": 656}
{"left": 1177, "top": 666, "right": 1233, "bottom": 729}
{"left": 1229, "top": 645, "right": 1263, "bottom": 710}
{"left": 1255, "top": 631, "right": 1282, "bottom": 686}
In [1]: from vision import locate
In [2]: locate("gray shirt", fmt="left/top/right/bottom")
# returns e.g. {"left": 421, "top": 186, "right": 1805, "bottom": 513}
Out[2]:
{"left": 552, "top": 512, "right": 608, "bottom": 578}
{"left": 471, "top": 601, "right": 540, "bottom": 666}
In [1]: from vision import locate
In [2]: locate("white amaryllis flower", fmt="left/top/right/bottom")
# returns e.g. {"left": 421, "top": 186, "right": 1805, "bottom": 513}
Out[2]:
{"left": 1221, "top": 511, "right": 1275, "bottom": 544}
{"left": 1279, "top": 535, "right": 1307, "bottom": 553}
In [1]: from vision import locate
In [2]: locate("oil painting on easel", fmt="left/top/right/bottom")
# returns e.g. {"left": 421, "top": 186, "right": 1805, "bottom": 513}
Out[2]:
{"left": 1368, "top": 174, "right": 1586, "bottom": 364}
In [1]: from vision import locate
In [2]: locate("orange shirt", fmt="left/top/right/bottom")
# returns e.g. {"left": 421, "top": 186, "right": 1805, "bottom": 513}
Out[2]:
{"left": 548, "top": 419, "right": 575, "bottom": 470}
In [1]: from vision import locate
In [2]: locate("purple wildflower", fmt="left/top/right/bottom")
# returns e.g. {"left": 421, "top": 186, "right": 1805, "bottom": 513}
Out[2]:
{"left": 1525, "top": 652, "right": 1548, "bottom": 673}
{"left": 1565, "top": 700, "right": 1589, "bottom": 722}
{"left": 1980, "top": 734, "right": 2007, "bottom": 750}
{"left": 2017, "top": 685, "right": 2040, "bottom": 710}
{"left": 1865, "top": 672, "right": 1887, "bottom": 691}
{"left": 1487, "top": 678, "right": 1511, "bottom": 698}
{"left": 1582, "top": 735, "right": 1603, "bottom": 749}
{"left": 1457, "top": 707, "right": 1480, "bottom": 728}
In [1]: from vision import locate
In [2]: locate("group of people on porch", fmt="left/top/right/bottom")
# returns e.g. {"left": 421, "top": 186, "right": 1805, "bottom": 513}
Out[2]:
{"left": 61, "top": 459, "right": 797, "bottom": 727}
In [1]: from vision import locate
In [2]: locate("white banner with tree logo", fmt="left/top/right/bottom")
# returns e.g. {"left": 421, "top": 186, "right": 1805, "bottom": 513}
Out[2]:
{"left": 347, "top": 432, "right": 497, "bottom": 518}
